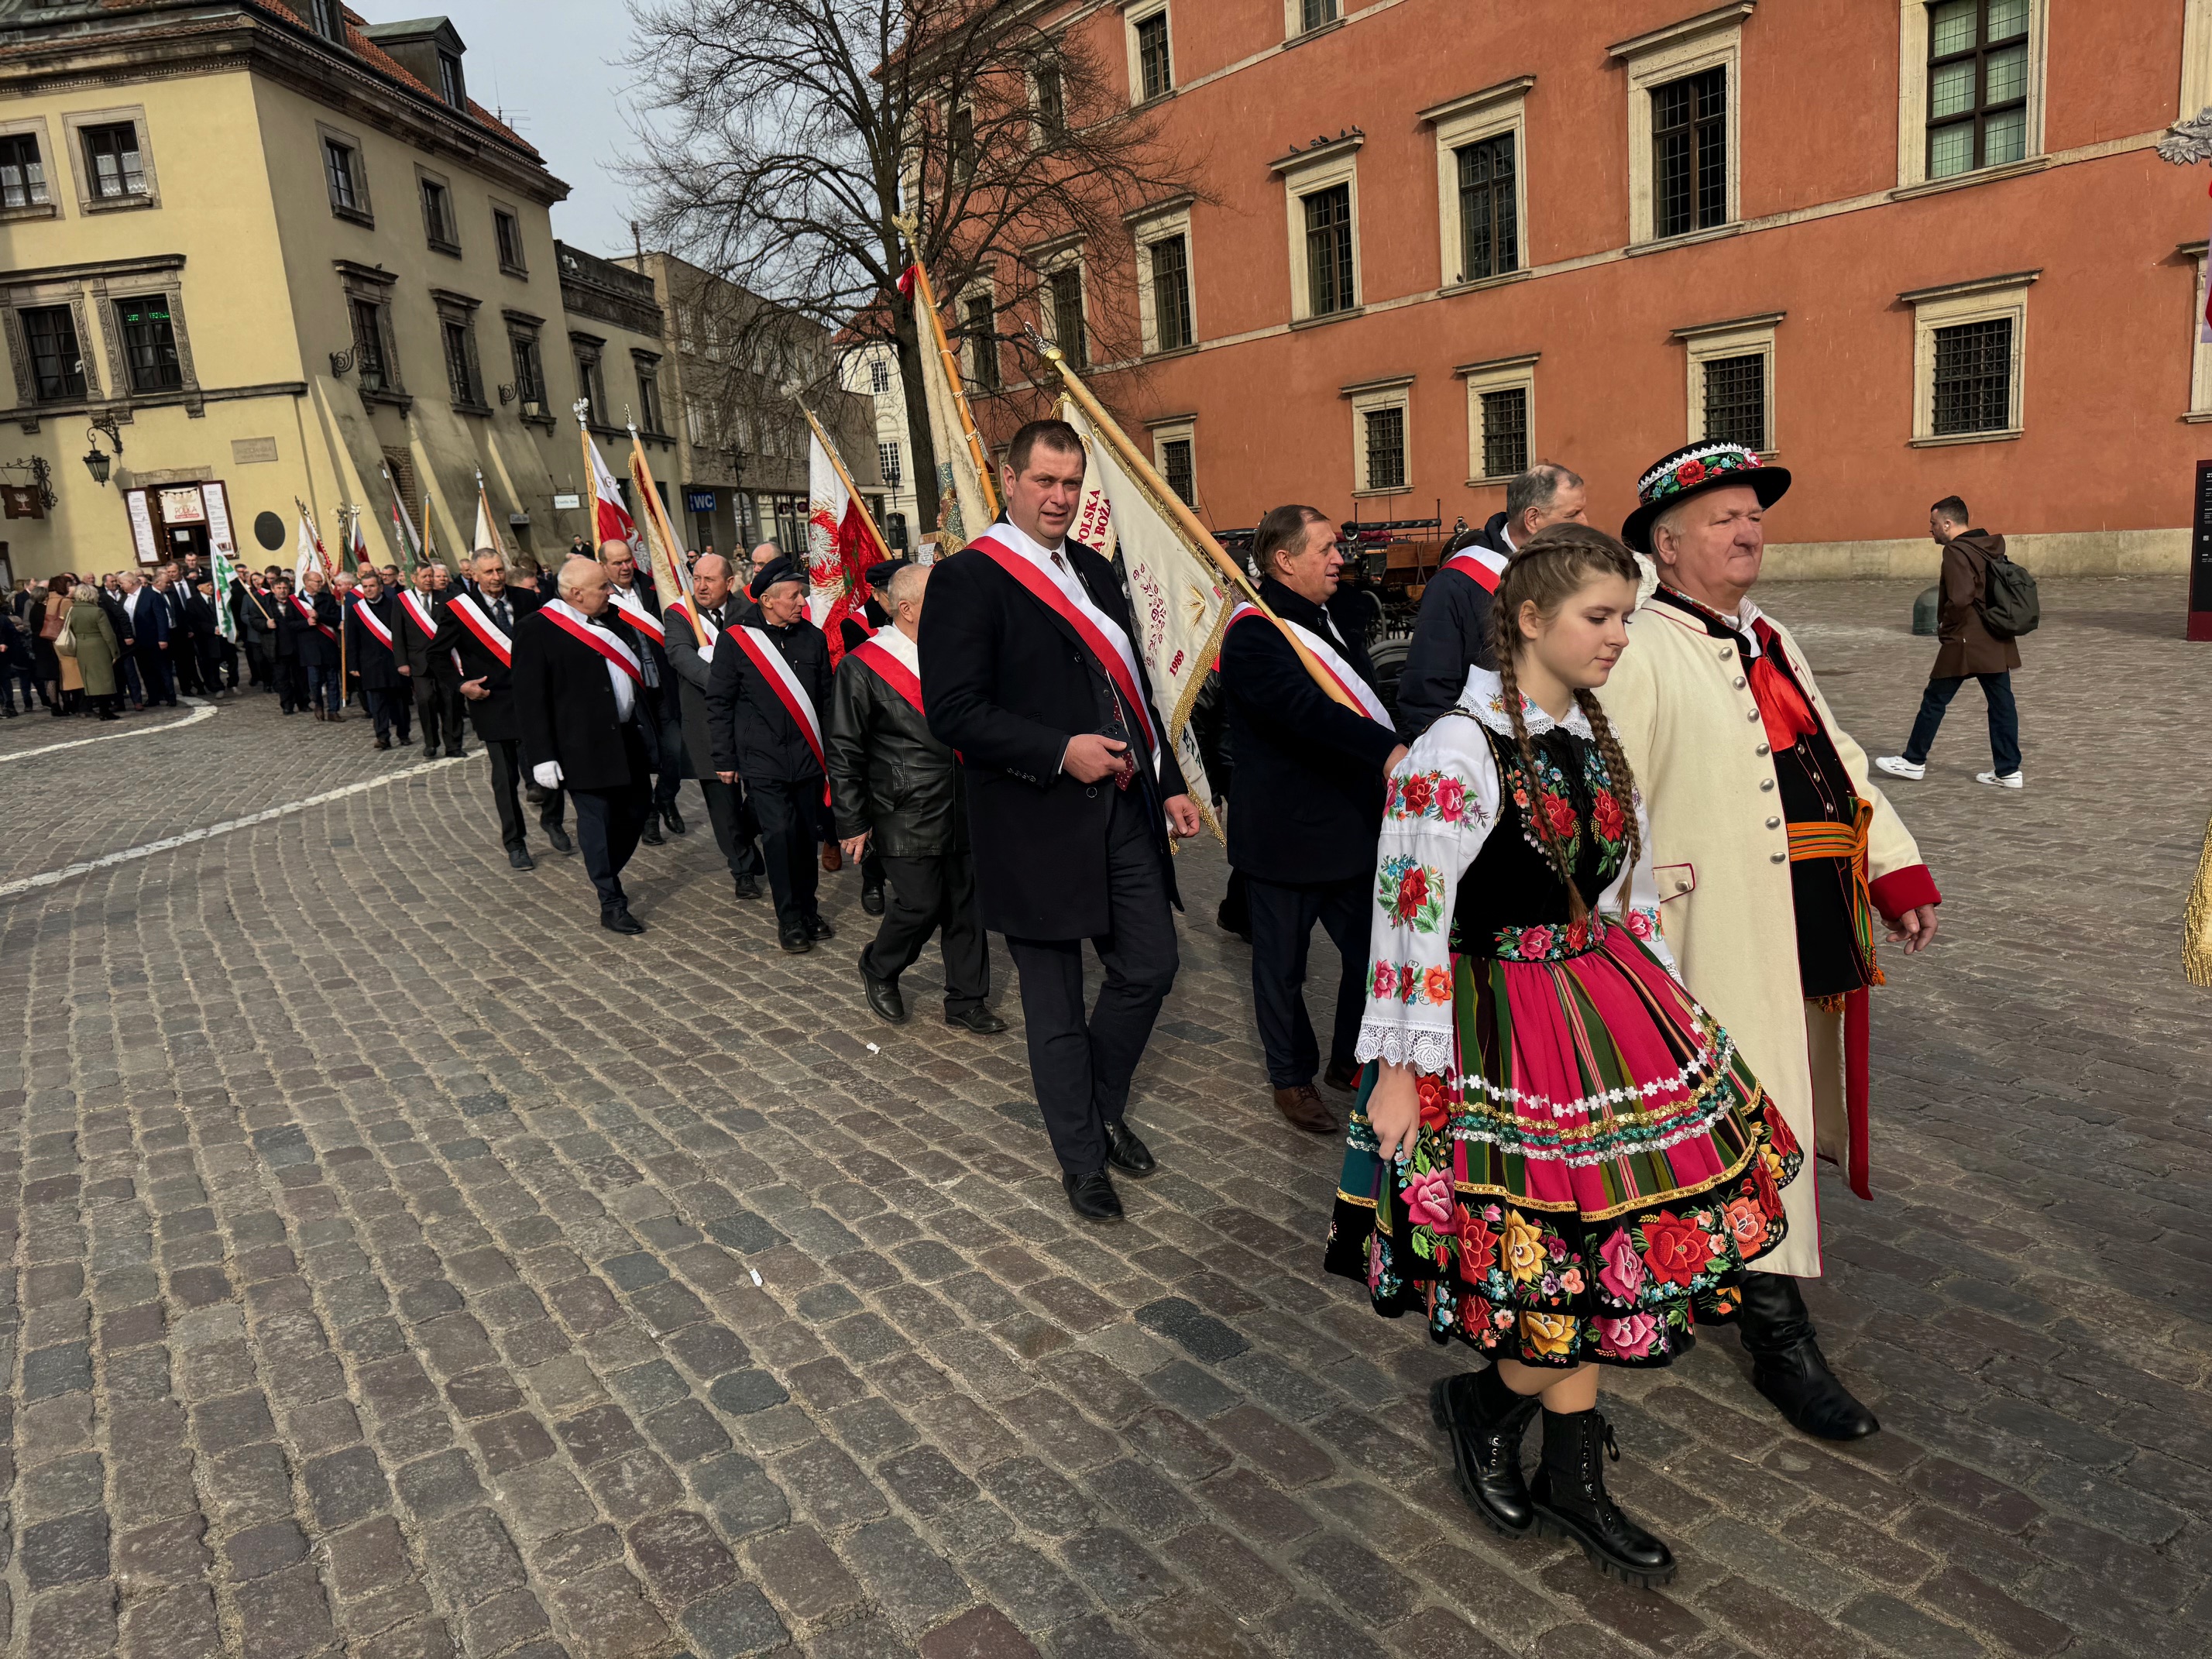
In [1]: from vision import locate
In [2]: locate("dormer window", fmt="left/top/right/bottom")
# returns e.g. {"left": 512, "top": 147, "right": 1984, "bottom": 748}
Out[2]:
{"left": 307, "top": 0, "right": 346, "bottom": 43}
{"left": 438, "top": 50, "right": 465, "bottom": 107}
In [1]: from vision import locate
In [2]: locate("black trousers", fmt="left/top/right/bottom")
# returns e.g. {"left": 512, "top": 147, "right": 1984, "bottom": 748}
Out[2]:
{"left": 750, "top": 775, "right": 825, "bottom": 929}
{"left": 1245, "top": 872, "right": 1369, "bottom": 1089}
{"left": 198, "top": 641, "right": 235, "bottom": 690}
{"left": 174, "top": 641, "right": 205, "bottom": 695}
{"left": 363, "top": 686, "right": 410, "bottom": 742}
{"left": 861, "top": 847, "right": 886, "bottom": 893}
{"left": 412, "top": 669, "right": 465, "bottom": 754}
{"left": 1005, "top": 788, "right": 1180, "bottom": 1178}
{"left": 867, "top": 850, "right": 991, "bottom": 1014}
{"left": 484, "top": 738, "right": 565, "bottom": 851}
{"left": 573, "top": 781, "right": 652, "bottom": 912}
{"left": 136, "top": 647, "right": 176, "bottom": 705}
{"left": 699, "top": 778, "right": 765, "bottom": 878}
{"left": 242, "top": 638, "right": 271, "bottom": 686}
{"left": 276, "top": 659, "right": 303, "bottom": 712}
{"left": 642, "top": 689, "right": 686, "bottom": 810}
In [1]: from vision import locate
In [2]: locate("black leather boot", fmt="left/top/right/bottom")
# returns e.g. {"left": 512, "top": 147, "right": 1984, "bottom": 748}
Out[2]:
{"left": 1530, "top": 1409, "right": 1676, "bottom": 1586}
{"left": 1430, "top": 1368, "right": 1540, "bottom": 1537}
{"left": 1736, "top": 1271, "right": 1879, "bottom": 1441}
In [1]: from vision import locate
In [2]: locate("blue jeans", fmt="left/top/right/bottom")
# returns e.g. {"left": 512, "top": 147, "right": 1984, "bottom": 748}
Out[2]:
{"left": 1905, "top": 671, "right": 2020, "bottom": 775}
{"left": 305, "top": 664, "right": 343, "bottom": 714}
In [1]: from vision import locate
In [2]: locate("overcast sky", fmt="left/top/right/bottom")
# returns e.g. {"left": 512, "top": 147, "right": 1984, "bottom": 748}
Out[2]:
{"left": 433, "top": 0, "right": 654, "bottom": 259}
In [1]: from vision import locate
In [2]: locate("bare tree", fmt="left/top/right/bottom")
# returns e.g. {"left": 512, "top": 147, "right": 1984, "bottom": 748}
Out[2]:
{"left": 624, "top": 0, "right": 1202, "bottom": 531}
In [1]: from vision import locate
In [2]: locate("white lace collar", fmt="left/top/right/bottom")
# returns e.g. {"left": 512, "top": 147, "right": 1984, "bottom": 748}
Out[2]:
{"left": 1456, "top": 666, "right": 1595, "bottom": 740}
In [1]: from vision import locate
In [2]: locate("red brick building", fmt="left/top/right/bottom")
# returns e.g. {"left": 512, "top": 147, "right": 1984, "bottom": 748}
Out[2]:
{"left": 981, "top": 0, "right": 2212, "bottom": 575}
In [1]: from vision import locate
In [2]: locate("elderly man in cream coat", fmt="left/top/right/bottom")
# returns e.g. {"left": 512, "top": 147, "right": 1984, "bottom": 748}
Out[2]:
{"left": 1598, "top": 441, "right": 1942, "bottom": 1444}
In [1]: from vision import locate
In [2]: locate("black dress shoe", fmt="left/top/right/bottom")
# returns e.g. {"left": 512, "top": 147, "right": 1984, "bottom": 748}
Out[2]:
{"left": 860, "top": 957, "right": 908, "bottom": 1024}
{"left": 861, "top": 883, "right": 885, "bottom": 916}
{"left": 1063, "top": 1170, "right": 1123, "bottom": 1221}
{"left": 508, "top": 846, "right": 534, "bottom": 871}
{"left": 945, "top": 1006, "right": 1009, "bottom": 1035}
{"left": 601, "top": 907, "right": 646, "bottom": 936}
{"left": 780, "top": 927, "right": 812, "bottom": 954}
{"left": 544, "top": 825, "right": 574, "bottom": 854}
{"left": 1104, "top": 1119, "right": 1156, "bottom": 1177}
{"left": 422, "top": 746, "right": 442, "bottom": 760}
{"left": 805, "top": 915, "right": 835, "bottom": 942}
{"left": 1322, "top": 1059, "right": 1364, "bottom": 1094}
{"left": 374, "top": 736, "right": 391, "bottom": 750}
{"left": 640, "top": 816, "right": 665, "bottom": 847}
{"left": 733, "top": 874, "right": 761, "bottom": 900}
{"left": 448, "top": 746, "right": 468, "bottom": 758}
{"left": 1530, "top": 1410, "right": 1676, "bottom": 1586}
{"left": 1736, "top": 1272, "right": 1880, "bottom": 1440}
{"left": 1432, "top": 1369, "right": 1541, "bottom": 1537}
{"left": 663, "top": 803, "right": 687, "bottom": 835}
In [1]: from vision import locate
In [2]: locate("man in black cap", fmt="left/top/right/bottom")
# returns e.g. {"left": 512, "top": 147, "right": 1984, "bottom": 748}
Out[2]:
{"left": 707, "top": 554, "right": 836, "bottom": 951}
{"left": 665, "top": 552, "right": 767, "bottom": 900}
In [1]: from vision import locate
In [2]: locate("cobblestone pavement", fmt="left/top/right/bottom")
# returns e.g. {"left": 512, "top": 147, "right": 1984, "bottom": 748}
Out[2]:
{"left": 0, "top": 576, "right": 2206, "bottom": 1659}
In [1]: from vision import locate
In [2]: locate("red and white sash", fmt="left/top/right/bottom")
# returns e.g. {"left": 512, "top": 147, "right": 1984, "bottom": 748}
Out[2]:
{"left": 1443, "top": 544, "right": 1510, "bottom": 593}
{"left": 969, "top": 530, "right": 1159, "bottom": 765}
{"left": 398, "top": 589, "right": 440, "bottom": 639}
{"left": 852, "top": 637, "right": 924, "bottom": 717}
{"left": 610, "top": 587, "right": 665, "bottom": 647}
{"left": 542, "top": 605, "right": 644, "bottom": 686}
{"left": 664, "top": 599, "right": 720, "bottom": 656}
{"left": 732, "top": 625, "right": 828, "bottom": 793}
{"left": 349, "top": 595, "right": 394, "bottom": 651}
{"left": 290, "top": 593, "right": 337, "bottom": 641}
{"left": 1225, "top": 603, "right": 1393, "bottom": 729}
{"left": 447, "top": 593, "right": 513, "bottom": 667}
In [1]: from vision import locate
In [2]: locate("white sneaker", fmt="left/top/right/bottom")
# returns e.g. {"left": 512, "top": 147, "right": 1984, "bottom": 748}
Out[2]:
{"left": 1975, "top": 770, "right": 2024, "bottom": 788}
{"left": 1874, "top": 756, "right": 1925, "bottom": 780}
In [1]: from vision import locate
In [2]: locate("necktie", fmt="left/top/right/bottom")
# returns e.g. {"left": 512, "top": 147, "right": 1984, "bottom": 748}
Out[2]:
{"left": 494, "top": 598, "right": 510, "bottom": 630}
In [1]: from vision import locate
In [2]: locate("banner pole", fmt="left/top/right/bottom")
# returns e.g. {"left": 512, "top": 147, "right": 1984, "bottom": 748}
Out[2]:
{"left": 799, "top": 406, "right": 891, "bottom": 563}
{"left": 898, "top": 237, "right": 1001, "bottom": 522}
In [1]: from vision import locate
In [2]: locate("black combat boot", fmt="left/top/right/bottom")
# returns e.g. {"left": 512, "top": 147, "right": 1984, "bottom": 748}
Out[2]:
{"left": 1530, "top": 1409, "right": 1676, "bottom": 1587}
{"left": 1736, "top": 1271, "right": 1879, "bottom": 1440}
{"left": 1430, "top": 1367, "right": 1540, "bottom": 1537}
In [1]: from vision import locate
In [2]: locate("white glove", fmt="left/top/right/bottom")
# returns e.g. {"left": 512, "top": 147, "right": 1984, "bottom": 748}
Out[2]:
{"left": 696, "top": 641, "right": 714, "bottom": 662}
{"left": 531, "top": 761, "right": 562, "bottom": 789}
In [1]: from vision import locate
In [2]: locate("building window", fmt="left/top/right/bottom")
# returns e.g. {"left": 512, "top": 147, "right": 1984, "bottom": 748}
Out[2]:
{"left": 1479, "top": 388, "right": 1528, "bottom": 479}
{"left": 574, "top": 345, "right": 606, "bottom": 424}
{"left": 1300, "top": 0, "right": 1339, "bottom": 29}
{"left": 115, "top": 296, "right": 183, "bottom": 393}
{"left": 442, "top": 319, "right": 483, "bottom": 407}
{"left": 878, "top": 441, "right": 902, "bottom": 487}
{"left": 1455, "top": 133, "right": 1517, "bottom": 282}
{"left": 1134, "top": 10, "right": 1173, "bottom": 101}
{"left": 324, "top": 139, "right": 357, "bottom": 211}
{"left": 307, "top": 0, "right": 346, "bottom": 42}
{"left": 1653, "top": 68, "right": 1726, "bottom": 239}
{"left": 1304, "top": 184, "right": 1355, "bottom": 315}
{"left": 509, "top": 331, "right": 545, "bottom": 411}
{"left": 949, "top": 105, "right": 975, "bottom": 181}
{"left": 1926, "top": 0, "right": 2030, "bottom": 179}
{"left": 1930, "top": 318, "right": 2011, "bottom": 434}
{"left": 1033, "top": 66, "right": 1065, "bottom": 139}
{"left": 1458, "top": 353, "right": 1537, "bottom": 484}
{"left": 964, "top": 294, "right": 999, "bottom": 390}
{"left": 1149, "top": 235, "right": 1194, "bottom": 352}
{"left": 2188, "top": 244, "right": 2212, "bottom": 421}
{"left": 1701, "top": 352, "right": 1767, "bottom": 449}
{"left": 869, "top": 356, "right": 891, "bottom": 395}
{"left": 1364, "top": 407, "right": 1406, "bottom": 492}
{"left": 1047, "top": 266, "right": 1087, "bottom": 369}
{"left": 637, "top": 360, "right": 665, "bottom": 433}
{"left": 1, "top": 133, "right": 50, "bottom": 209}
{"left": 81, "top": 122, "right": 147, "bottom": 201}
{"left": 351, "top": 297, "right": 390, "bottom": 393}
{"left": 1676, "top": 314, "right": 1778, "bottom": 452}
{"left": 438, "top": 50, "right": 466, "bottom": 108}
{"left": 21, "top": 306, "right": 87, "bottom": 402}
{"left": 1161, "top": 438, "right": 1194, "bottom": 503}
{"left": 493, "top": 208, "right": 527, "bottom": 274}
{"left": 421, "top": 175, "right": 459, "bottom": 252}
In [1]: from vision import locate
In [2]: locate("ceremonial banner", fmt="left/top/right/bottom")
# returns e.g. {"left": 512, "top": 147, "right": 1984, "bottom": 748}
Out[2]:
{"left": 583, "top": 429, "right": 639, "bottom": 556}
{"left": 472, "top": 474, "right": 509, "bottom": 564}
{"left": 627, "top": 433, "right": 703, "bottom": 646}
{"left": 804, "top": 414, "right": 888, "bottom": 661}
{"left": 384, "top": 467, "right": 424, "bottom": 575}
{"left": 204, "top": 482, "right": 240, "bottom": 641}
{"left": 293, "top": 504, "right": 332, "bottom": 588}
{"left": 350, "top": 511, "right": 373, "bottom": 575}
{"left": 898, "top": 261, "right": 994, "bottom": 548}
{"left": 1058, "top": 397, "right": 1227, "bottom": 830}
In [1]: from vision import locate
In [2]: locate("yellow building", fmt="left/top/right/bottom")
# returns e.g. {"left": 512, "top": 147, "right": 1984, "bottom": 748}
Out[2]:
{"left": 0, "top": 2, "right": 675, "bottom": 586}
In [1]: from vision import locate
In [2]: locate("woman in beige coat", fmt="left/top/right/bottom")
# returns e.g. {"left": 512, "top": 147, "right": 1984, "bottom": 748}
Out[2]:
{"left": 61, "top": 584, "right": 122, "bottom": 720}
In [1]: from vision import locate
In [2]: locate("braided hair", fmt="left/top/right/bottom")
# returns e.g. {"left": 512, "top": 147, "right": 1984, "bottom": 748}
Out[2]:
{"left": 1484, "top": 523, "right": 1646, "bottom": 919}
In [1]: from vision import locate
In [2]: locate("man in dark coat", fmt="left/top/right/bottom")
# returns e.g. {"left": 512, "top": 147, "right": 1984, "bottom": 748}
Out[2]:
{"left": 236, "top": 571, "right": 279, "bottom": 693}
{"left": 601, "top": 538, "right": 688, "bottom": 844}
{"left": 516, "top": 557, "right": 654, "bottom": 933}
{"left": 665, "top": 553, "right": 764, "bottom": 900}
{"left": 156, "top": 565, "right": 204, "bottom": 696}
{"left": 829, "top": 562, "right": 1005, "bottom": 1034}
{"left": 921, "top": 420, "right": 1204, "bottom": 1221}
{"left": 343, "top": 568, "right": 412, "bottom": 749}
{"left": 105, "top": 575, "right": 143, "bottom": 707}
{"left": 707, "top": 555, "right": 835, "bottom": 951}
{"left": 184, "top": 577, "right": 231, "bottom": 698}
{"left": 394, "top": 563, "right": 464, "bottom": 757}
{"left": 1222, "top": 505, "right": 1407, "bottom": 1135}
{"left": 294, "top": 568, "right": 344, "bottom": 720}
{"left": 1394, "top": 461, "right": 1588, "bottom": 738}
{"left": 434, "top": 551, "right": 568, "bottom": 867}
{"left": 120, "top": 569, "right": 170, "bottom": 706}
{"left": 270, "top": 574, "right": 307, "bottom": 713}
{"left": 1875, "top": 495, "right": 2025, "bottom": 789}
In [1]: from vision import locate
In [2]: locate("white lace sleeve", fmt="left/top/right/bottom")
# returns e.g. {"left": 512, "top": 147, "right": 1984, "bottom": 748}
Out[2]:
{"left": 1599, "top": 785, "right": 1680, "bottom": 977}
{"left": 1352, "top": 715, "right": 1501, "bottom": 1075}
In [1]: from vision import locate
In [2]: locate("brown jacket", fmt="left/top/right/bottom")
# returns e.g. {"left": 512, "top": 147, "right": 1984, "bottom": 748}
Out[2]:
{"left": 1932, "top": 530, "right": 2021, "bottom": 678}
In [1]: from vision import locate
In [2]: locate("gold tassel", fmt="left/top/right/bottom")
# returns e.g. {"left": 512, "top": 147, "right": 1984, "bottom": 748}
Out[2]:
{"left": 2186, "top": 811, "right": 2212, "bottom": 989}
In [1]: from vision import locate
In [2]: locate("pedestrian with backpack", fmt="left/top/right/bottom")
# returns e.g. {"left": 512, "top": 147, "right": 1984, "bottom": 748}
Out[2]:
{"left": 1877, "top": 495, "right": 2032, "bottom": 789}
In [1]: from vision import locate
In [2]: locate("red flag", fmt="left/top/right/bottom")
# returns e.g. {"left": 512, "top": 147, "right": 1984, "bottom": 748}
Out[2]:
{"left": 821, "top": 499, "right": 879, "bottom": 665}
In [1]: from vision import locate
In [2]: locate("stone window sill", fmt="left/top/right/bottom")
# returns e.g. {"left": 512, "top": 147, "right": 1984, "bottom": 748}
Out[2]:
{"left": 1908, "top": 428, "right": 2021, "bottom": 448}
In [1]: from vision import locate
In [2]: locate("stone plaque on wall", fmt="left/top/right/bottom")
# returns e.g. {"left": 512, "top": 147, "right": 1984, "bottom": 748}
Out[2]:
{"left": 232, "top": 437, "right": 279, "bottom": 465}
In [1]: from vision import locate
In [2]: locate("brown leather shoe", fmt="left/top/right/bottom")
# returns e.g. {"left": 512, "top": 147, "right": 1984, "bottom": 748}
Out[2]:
{"left": 820, "top": 843, "right": 843, "bottom": 872}
{"left": 1322, "top": 1059, "right": 1364, "bottom": 1094}
{"left": 1273, "top": 1084, "right": 1336, "bottom": 1134}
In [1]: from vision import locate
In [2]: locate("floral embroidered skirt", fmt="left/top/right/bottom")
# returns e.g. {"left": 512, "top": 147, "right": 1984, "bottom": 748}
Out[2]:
{"left": 1324, "top": 919, "right": 1804, "bottom": 1367}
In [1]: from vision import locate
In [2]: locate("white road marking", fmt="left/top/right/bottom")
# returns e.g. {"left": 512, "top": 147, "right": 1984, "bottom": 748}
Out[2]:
{"left": 0, "top": 752, "right": 479, "bottom": 900}
{"left": 0, "top": 696, "right": 218, "bottom": 763}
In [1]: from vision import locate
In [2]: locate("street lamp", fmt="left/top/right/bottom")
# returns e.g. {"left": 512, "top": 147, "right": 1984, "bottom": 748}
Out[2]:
{"left": 81, "top": 416, "right": 124, "bottom": 487}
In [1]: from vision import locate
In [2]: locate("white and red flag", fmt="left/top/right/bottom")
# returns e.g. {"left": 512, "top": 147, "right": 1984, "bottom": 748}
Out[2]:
{"left": 582, "top": 429, "right": 639, "bottom": 556}
{"left": 805, "top": 422, "right": 886, "bottom": 663}
{"left": 292, "top": 501, "right": 332, "bottom": 588}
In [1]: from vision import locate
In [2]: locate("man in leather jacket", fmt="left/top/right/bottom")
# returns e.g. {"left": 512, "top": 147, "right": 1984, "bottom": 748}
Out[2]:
{"left": 827, "top": 563, "right": 1006, "bottom": 1035}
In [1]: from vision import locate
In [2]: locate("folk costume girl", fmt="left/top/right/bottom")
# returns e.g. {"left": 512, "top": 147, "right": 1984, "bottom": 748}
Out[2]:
{"left": 1324, "top": 525, "right": 1802, "bottom": 1586}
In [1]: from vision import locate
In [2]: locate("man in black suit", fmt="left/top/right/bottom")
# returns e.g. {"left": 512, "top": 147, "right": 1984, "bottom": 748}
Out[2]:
{"left": 1221, "top": 504, "right": 1408, "bottom": 1135}
{"left": 601, "top": 538, "right": 687, "bottom": 845}
{"left": 516, "top": 557, "right": 654, "bottom": 934}
{"left": 706, "top": 555, "right": 836, "bottom": 953}
{"left": 922, "top": 419, "right": 1204, "bottom": 1221}
{"left": 156, "top": 564, "right": 203, "bottom": 696}
{"left": 120, "top": 569, "right": 171, "bottom": 706}
{"left": 393, "top": 563, "right": 464, "bottom": 757}
{"left": 665, "top": 553, "right": 765, "bottom": 901}
{"left": 184, "top": 577, "right": 232, "bottom": 698}
{"left": 344, "top": 567, "right": 411, "bottom": 749}
{"left": 434, "top": 551, "right": 568, "bottom": 868}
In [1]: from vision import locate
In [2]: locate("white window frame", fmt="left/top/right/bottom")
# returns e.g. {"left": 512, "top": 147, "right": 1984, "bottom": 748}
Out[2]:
{"left": 2184, "top": 242, "right": 2212, "bottom": 422}
{"left": 1276, "top": 136, "right": 1363, "bottom": 324}
{"left": 1125, "top": 2, "right": 1173, "bottom": 105}
{"left": 1674, "top": 311, "right": 1781, "bottom": 454}
{"left": 1609, "top": 4, "right": 1747, "bottom": 248}
{"left": 0, "top": 115, "right": 60, "bottom": 224}
{"left": 2186, "top": 0, "right": 2212, "bottom": 120}
{"left": 1422, "top": 77, "right": 1534, "bottom": 293}
{"left": 61, "top": 105, "right": 161, "bottom": 215}
{"left": 1130, "top": 198, "right": 1196, "bottom": 355}
{"left": 1894, "top": 0, "right": 2049, "bottom": 193}
{"left": 1285, "top": 0, "right": 1341, "bottom": 40}
{"left": 1345, "top": 375, "right": 1413, "bottom": 498}
{"left": 1901, "top": 270, "right": 2035, "bottom": 446}
{"left": 1146, "top": 414, "right": 1197, "bottom": 505}
{"left": 1457, "top": 353, "right": 1538, "bottom": 486}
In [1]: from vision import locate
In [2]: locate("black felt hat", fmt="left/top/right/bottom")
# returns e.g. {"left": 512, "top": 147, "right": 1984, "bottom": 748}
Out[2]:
{"left": 1620, "top": 442, "right": 1791, "bottom": 554}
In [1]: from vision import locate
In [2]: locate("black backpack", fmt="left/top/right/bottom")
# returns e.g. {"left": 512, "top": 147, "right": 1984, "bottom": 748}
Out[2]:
{"left": 1977, "top": 549, "right": 2040, "bottom": 639}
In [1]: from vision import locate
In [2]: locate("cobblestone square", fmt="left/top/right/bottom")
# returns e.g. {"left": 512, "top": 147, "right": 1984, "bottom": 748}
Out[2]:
{"left": 0, "top": 575, "right": 2206, "bottom": 1659}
